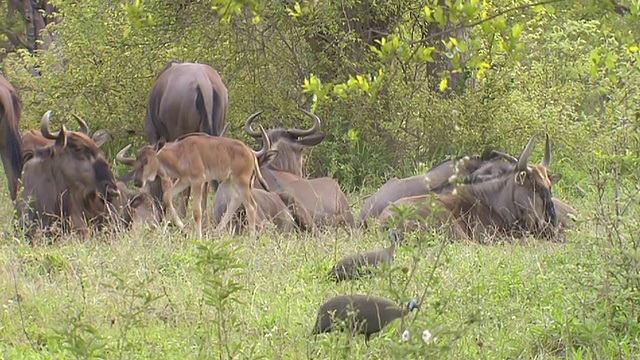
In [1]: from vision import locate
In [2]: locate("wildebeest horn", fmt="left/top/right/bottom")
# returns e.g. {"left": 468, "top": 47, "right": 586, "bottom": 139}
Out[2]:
{"left": 489, "top": 150, "right": 518, "bottom": 164}
{"left": 541, "top": 134, "right": 551, "bottom": 169}
{"left": 254, "top": 125, "right": 271, "bottom": 158}
{"left": 517, "top": 134, "right": 537, "bottom": 171}
{"left": 288, "top": 108, "right": 321, "bottom": 137}
{"left": 116, "top": 144, "right": 136, "bottom": 166}
{"left": 41, "top": 110, "right": 59, "bottom": 140}
{"left": 72, "top": 113, "right": 89, "bottom": 134}
{"left": 245, "top": 111, "right": 264, "bottom": 138}
{"left": 219, "top": 123, "right": 229, "bottom": 137}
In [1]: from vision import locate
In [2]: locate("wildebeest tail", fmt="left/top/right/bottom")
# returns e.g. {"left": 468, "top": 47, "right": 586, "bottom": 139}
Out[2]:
{"left": 253, "top": 156, "right": 270, "bottom": 192}
{"left": 0, "top": 86, "right": 23, "bottom": 201}
{"left": 195, "top": 84, "right": 216, "bottom": 136}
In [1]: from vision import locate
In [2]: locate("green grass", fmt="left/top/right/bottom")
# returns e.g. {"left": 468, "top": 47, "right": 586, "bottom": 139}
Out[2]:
{"left": 1, "top": 176, "right": 639, "bottom": 359}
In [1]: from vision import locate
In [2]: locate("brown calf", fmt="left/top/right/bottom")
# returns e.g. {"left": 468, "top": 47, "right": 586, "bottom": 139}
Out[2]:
{"left": 117, "top": 128, "right": 271, "bottom": 239}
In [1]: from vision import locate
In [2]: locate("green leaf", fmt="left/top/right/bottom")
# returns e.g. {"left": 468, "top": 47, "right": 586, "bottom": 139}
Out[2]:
{"left": 512, "top": 23, "right": 523, "bottom": 40}
{"left": 439, "top": 77, "right": 448, "bottom": 92}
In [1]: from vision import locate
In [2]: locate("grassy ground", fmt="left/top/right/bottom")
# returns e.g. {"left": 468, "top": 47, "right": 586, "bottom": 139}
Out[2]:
{"left": 1, "top": 174, "right": 638, "bottom": 359}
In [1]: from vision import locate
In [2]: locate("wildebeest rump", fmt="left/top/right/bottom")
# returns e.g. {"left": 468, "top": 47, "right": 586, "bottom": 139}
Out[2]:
{"left": 143, "top": 60, "right": 229, "bottom": 221}
{"left": 378, "top": 134, "right": 559, "bottom": 241}
{"left": 244, "top": 109, "right": 355, "bottom": 228}
{"left": 16, "top": 122, "right": 121, "bottom": 239}
{"left": 0, "top": 74, "right": 23, "bottom": 201}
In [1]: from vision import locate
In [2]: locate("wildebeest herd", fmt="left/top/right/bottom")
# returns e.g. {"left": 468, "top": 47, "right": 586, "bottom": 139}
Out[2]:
{"left": 0, "top": 60, "right": 578, "bottom": 342}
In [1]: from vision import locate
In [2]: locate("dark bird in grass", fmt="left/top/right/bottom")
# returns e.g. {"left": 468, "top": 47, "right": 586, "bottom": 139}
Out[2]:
{"left": 327, "top": 230, "right": 400, "bottom": 282}
{"left": 311, "top": 294, "right": 420, "bottom": 343}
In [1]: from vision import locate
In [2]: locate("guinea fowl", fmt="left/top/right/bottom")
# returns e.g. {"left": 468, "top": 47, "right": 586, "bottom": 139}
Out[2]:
{"left": 327, "top": 230, "right": 400, "bottom": 282}
{"left": 311, "top": 294, "right": 420, "bottom": 343}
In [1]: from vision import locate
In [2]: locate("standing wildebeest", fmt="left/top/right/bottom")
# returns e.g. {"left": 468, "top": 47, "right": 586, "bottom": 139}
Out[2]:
{"left": 143, "top": 60, "right": 229, "bottom": 221}
{"left": 0, "top": 74, "right": 23, "bottom": 201}
{"left": 16, "top": 123, "right": 121, "bottom": 238}
{"left": 116, "top": 128, "right": 270, "bottom": 239}
{"left": 211, "top": 126, "right": 315, "bottom": 233}
{"left": 356, "top": 150, "right": 527, "bottom": 228}
{"left": 378, "top": 134, "right": 559, "bottom": 241}
{"left": 244, "top": 109, "right": 355, "bottom": 229}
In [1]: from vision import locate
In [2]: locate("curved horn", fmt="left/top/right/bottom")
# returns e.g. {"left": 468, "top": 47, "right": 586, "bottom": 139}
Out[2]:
{"left": 254, "top": 125, "right": 272, "bottom": 158}
{"left": 72, "top": 113, "right": 89, "bottom": 134}
{"left": 489, "top": 150, "right": 518, "bottom": 164}
{"left": 116, "top": 144, "right": 136, "bottom": 166}
{"left": 517, "top": 134, "right": 537, "bottom": 171}
{"left": 288, "top": 108, "right": 321, "bottom": 137}
{"left": 41, "top": 110, "right": 59, "bottom": 140}
{"left": 541, "top": 134, "right": 551, "bottom": 168}
{"left": 244, "top": 111, "right": 264, "bottom": 138}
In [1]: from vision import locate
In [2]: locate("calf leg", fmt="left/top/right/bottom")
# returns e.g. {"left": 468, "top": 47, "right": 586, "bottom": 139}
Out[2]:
{"left": 162, "top": 177, "right": 191, "bottom": 230}
{"left": 216, "top": 186, "right": 241, "bottom": 235}
{"left": 191, "top": 182, "right": 205, "bottom": 239}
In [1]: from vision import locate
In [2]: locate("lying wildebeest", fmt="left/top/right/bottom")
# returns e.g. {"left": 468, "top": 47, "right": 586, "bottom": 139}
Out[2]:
{"left": 212, "top": 124, "right": 315, "bottom": 234}
{"left": 112, "top": 181, "right": 160, "bottom": 230}
{"left": 378, "top": 134, "right": 559, "bottom": 241}
{"left": 0, "top": 74, "right": 23, "bottom": 201}
{"left": 116, "top": 127, "right": 270, "bottom": 239}
{"left": 16, "top": 123, "right": 121, "bottom": 239}
{"left": 142, "top": 60, "right": 229, "bottom": 221}
{"left": 357, "top": 150, "right": 528, "bottom": 228}
{"left": 22, "top": 112, "right": 112, "bottom": 153}
{"left": 244, "top": 109, "right": 355, "bottom": 229}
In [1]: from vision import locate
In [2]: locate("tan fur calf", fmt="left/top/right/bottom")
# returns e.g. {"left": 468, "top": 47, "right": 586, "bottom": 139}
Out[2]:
{"left": 117, "top": 129, "right": 270, "bottom": 239}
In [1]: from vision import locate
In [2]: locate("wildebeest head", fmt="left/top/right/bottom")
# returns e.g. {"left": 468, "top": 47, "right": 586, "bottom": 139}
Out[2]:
{"left": 23, "top": 112, "right": 112, "bottom": 153}
{"left": 244, "top": 109, "right": 326, "bottom": 177}
{"left": 116, "top": 142, "right": 163, "bottom": 189}
{"left": 36, "top": 112, "right": 120, "bottom": 202}
{"left": 482, "top": 133, "right": 557, "bottom": 236}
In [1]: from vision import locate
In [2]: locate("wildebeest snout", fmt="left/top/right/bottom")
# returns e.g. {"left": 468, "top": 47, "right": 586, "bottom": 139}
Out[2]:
{"left": 134, "top": 178, "right": 143, "bottom": 188}
{"left": 105, "top": 184, "right": 120, "bottom": 201}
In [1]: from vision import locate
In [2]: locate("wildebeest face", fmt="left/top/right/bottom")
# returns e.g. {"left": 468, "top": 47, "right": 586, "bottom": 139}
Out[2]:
{"left": 46, "top": 126, "right": 120, "bottom": 202}
{"left": 244, "top": 109, "right": 326, "bottom": 177}
{"left": 116, "top": 143, "right": 162, "bottom": 189}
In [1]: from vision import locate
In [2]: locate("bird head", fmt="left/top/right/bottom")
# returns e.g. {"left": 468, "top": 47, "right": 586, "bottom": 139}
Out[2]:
{"left": 407, "top": 297, "right": 421, "bottom": 312}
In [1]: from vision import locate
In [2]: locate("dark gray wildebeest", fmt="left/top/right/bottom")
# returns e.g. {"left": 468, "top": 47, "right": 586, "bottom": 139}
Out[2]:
{"left": 243, "top": 109, "right": 355, "bottom": 229}
{"left": 141, "top": 60, "right": 229, "bottom": 221}
{"left": 0, "top": 74, "right": 23, "bottom": 201}
{"left": 116, "top": 127, "right": 270, "bottom": 239}
{"left": 16, "top": 123, "right": 121, "bottom": 239}
{"left": 212, "top": 123, "right": 315, "bottom": 234}
{"left": 356, "top": 149, "right": 533, "bottom": 228}
{"left": 378, "top": 134, "right": 560, "bottom": 242}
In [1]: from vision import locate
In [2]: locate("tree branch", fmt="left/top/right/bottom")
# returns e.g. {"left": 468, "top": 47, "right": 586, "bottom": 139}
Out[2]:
{"left": 0, "top": 25, "right": 29, "bottom": 49}
{"left": 410, "top": 0, "right": 567, "bottom": 46}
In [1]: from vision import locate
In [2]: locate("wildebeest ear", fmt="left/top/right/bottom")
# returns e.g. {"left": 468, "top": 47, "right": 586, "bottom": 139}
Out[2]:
{"left": 549, "top": 173, "right": 562, "bottom": 185}
{"left": 155, "top": 138, "right": 166, "bottom": 151}
{"left": 55, "top": 125, "right": 68, "bottom": 149}
{"left": 297, "top": 132, "right": 326, "bottom": 147}
{"left": 118, "top": 170, "right": 135, "bottom": 183}
{"left": 92, "top": 129, "right": 112, "bottom": 148}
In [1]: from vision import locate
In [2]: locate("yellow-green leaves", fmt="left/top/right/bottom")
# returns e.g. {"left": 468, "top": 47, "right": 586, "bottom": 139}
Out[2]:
{"left": 287, "top": 2, "right": 303, "bottom": 17}
{"left": 121, "top": 0, "right": 155, "bottom": 38}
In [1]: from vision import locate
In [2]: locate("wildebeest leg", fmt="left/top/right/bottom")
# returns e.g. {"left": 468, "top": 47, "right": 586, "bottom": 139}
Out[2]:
{"left": 176, "top": 186, "right": 190, "bottom": 219}
{"left": 239, "top": 186, "right": 259, "bottom": 237}
{"left": 216, "top": 185, "right": 242, "bottom": 235}
{"left": 191, "top": 181, "right": 205, "bottom": 239}
{"left": 162, "top": 177, "right": 190, "bottom": 230}
{"left": 70, "top": 212, "right": 89, "bottom": 239}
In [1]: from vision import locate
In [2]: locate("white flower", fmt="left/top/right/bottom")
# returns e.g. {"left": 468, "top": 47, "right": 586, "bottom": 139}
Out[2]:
{"left": 422, "top": 329, "right": 432, "bottom": 344}
{"left": 401, "top": 329, "right": 410, "bottom": 342}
